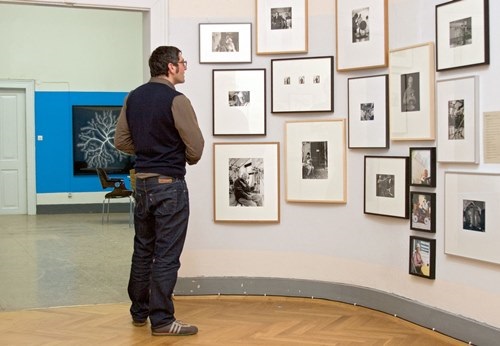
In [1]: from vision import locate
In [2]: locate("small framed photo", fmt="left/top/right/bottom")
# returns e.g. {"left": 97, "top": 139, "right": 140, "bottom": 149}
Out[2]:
{"left": 436, "top": 0, "right": 490, "bottom": 71}
{"left": 436, "top": 76, "right": 479, "bottom": 163}
{"left": 256, "top": 0, "right": 308, "bottom": 54}
{"left": 212, "top": 69, "right": 266, "bottom": 136}
{"left": 285, "top": 119, "right": 346, "bottom": 203}
{"left": 410, "top": 191, "right": 436, "bottom": 233}
{"left": 409, "top": 147, "right": 436, "bottom": 187}
{"left": 213, "top": 142, "right": 280, "bottom": 223}
{"left": 336, "top": 0, "right": 388, "bottom": 71}
{"left": 348, "top": 74, "right": 389, "bottom": 149}
{"left": 445, "top": 171, "right": 500, "bottom": 265}
{"left": 199, "top": 23, "right": 252, "bottom": 64}
{"left": 271, "top": 56, "right": 333, "bottom": 113}
{"left": 409, "top": 236, "right": 436, "bottom": 279}
{"left": 364, "top": 156, "right": 409, "bottom": 219}
{"left": 389, "top": 42, "right": 435, "bottom": 141}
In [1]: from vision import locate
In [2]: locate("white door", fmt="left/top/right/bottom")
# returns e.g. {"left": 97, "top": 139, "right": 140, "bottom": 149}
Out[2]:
{"left": 0, "top": 88, "right": 27, "bottom": 214}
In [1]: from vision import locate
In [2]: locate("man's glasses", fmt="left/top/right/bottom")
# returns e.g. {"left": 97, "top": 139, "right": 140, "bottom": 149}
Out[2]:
{"left": 176, "top": 60, "right": 187, "bottom": 68}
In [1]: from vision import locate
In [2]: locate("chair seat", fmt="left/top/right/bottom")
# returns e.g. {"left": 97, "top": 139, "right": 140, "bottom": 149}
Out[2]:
{"left": 105, "top": 189, "right": 133, "bottom": 199}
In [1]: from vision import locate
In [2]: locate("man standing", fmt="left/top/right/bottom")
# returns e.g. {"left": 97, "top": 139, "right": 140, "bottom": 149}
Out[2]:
{"left": 114, "top": 46, "right": 204, "bottom": 336}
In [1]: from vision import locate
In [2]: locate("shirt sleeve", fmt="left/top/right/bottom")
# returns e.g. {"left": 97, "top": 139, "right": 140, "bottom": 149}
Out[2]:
{"left": 172, "top": 94, "right": 205, "bottom": 165}
{"left": 114, "top": 95, "right": 136, "bottom": 155}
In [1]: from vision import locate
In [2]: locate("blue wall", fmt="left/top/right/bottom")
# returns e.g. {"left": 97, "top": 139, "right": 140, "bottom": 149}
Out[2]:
{"left": 35, "top": 91, "right": 128, "bottom": 193}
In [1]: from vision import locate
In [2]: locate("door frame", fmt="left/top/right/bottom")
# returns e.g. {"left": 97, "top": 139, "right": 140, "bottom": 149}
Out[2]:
{"left": 0, "top": 80, "right": 36, "bottom": 214}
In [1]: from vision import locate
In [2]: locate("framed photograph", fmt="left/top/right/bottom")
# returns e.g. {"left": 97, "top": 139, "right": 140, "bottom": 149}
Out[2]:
{"left": 409, "top": 236, "right": 436, "bottom": 279}
{"left": 336, "top": 0, "right": 388, "bottom": 71}
{"left": 436, "top": 0, "right": 489, "bottom": 71}
{"left": 436, "top": 76, "right": 479, "bottom": 163}
{"left": 389, "top": 42, "right": 435, "bottom": 141}
{"left": 213, "top": 142, "right": 280, "bottom": 223}
{"left": 72, "top": 105, "right": 133, "bottom": 175}
{"left": 445, "top": 171, "right": 500, "bottom": 265}
{"left": 409, "top": 147, "right": 436, "bottom": 187}
{"left": 256, "top": 0, "right": 308, "bottom": 54}
{"left": 364, "top": 156, "right": 409, "bottom": 219}
{"left": 271, "top": 56, "right": 333, "bottom": 113}
{"left": 213, "top": 69, "right": 266, "bottom": 136}
{"left": 199, "top": 23, "right": 252, "bottom": 64}
{"left": 348, "top": 74, "right": 389, "bottom": 148}
{"left": 285, "top": 119, "right": 346, "bottom": 203}
{"left": 410, "top": 191, "right": 436, "bottom": 233}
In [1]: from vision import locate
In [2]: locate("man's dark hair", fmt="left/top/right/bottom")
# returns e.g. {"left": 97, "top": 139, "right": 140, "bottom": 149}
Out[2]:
{"left": 149, "top": 46, "right": 181, "bottom": 77}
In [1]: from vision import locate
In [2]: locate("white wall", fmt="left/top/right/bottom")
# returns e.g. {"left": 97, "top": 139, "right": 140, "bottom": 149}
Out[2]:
{"left": 167, "top": 0, "right": 500, "bottom": 329}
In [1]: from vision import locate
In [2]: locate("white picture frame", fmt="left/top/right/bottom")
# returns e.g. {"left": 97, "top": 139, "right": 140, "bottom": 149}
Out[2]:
{"left": 199, "top": 23, "right": 252, "bottom": 64}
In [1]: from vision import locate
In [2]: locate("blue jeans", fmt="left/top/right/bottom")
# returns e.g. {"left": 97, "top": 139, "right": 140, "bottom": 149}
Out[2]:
{"left": 127, "top": 176, "right": 189, "bottom": 329}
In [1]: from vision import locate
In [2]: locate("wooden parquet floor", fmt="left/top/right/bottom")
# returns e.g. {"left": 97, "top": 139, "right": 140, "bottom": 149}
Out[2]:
{"left": 0, "top": 295, "right": 465, "bottom": 345}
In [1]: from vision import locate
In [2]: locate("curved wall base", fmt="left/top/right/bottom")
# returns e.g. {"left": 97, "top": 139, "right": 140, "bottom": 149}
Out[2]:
{"left": 175, "top": 277, "right": 499, "bottom": 346}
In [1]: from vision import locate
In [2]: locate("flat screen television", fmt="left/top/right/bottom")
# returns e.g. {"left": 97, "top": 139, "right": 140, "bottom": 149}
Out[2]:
{"left": 72, "top": 105, "right": 134, "bottom": 175}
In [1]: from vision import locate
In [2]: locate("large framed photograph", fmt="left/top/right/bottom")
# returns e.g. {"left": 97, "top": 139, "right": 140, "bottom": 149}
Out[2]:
{"left": 214, "top": 142, "right": 280, "bottom": 223}
{"left": 199, "top": 23, "right": 252, "bottom": 64}
{"left": 285, "top": 119, "right": 346, "bottom": 203}
{"left": 389, "top": 42, "right": 435, "bottom": 141}
{"left": 409, "top": 236, "right": 436, "bottom": 280}
{"left": 436, "top": 0, "right": 489, "bottom": 71}
{"left": 364, "top": 156, "right": 409, "bottom": 219}
{"left": 445, "top": 171, "right": 500, "bottom": 265}
{"left": 409, "top": 147, "right": 436, "bottom": 187}
{"left": 336, "top": 0, "right": 388, "bottom": 71}
{"left": 271, "top": 56, "right": 333, "bottom": 113}
{"left": 348, "top": 74, "right": 389, "bottom": 148}
{"left": 410, "top": 191, "right": 436, "bottom": 233}
{"left": 72, "top": 105, "right": 133, "bottom": 175}
{"left": 213, "top": 69, "right": 266, "bottom": 136}
{"left": 436, "top": 76, "right": 479, "bottom": 163}
{"left": 256, "top": 0, "right": 308, "bottom": 54}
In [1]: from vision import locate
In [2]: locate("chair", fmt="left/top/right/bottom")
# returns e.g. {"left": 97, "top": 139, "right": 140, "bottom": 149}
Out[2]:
{"left": 96, "top": 168, "right": 133, "bottom": 225}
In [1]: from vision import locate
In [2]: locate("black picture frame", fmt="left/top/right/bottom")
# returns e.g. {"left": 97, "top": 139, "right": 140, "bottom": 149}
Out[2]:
{"left": 410, "top": 191, "right": 436, "bottom": 233}
{"left": 72, "top": 105, "right": 133, "bottom": 175}
{"left": 410, "top": 147, "right": 436, "bottom": 187}
{"left": 435, "top": 0, "right": 490, "bottom": 71}
{"left": 409, "top": 236, "right": 436, "bottom": 279}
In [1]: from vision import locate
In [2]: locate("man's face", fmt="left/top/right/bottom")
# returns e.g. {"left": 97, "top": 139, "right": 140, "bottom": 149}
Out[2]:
{"left": 170, "top": 54, "right": 187, "bottom": 84}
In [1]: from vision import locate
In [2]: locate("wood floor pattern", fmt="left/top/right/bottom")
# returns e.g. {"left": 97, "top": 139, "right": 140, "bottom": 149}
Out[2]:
{"left": 0, "top": 295, "right": 465, "bottom": 345}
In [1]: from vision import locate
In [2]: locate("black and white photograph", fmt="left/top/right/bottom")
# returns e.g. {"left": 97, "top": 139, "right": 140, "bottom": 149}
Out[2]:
{"left": 401, "top": 72, "right": 420, "bottom": 112}
{"left": 360, "top": 102, "right": 374, "bottom": 121}
{"left": 228, "top": 158, "right": 264, "bottom": 207}
{"left": 228, "top": 91, "right": 250, "bottom": 107}
{"left": 463, "top": 199, "right": 485, "bottom": 232}
{"left": 448, "top": 99, "right": 465, "bottom": 140}
{"left": 352, "top": 7, "right": 369, "bottom": 43}
{"left": 410, "top": 147, "right": 436, "bottom": 187}
{"left": 301, "top": 141, "right": 328, "bottom": 180}
{"left": 212, "top": 31, "right": 239, "bottom": 52}
{"left": 409, "top": 236, "right": 436, "bottom": 279}
{"left": 449, "top": 17, "right": 472, "bottom": 48}
{"left": 376, "top": 174, "right": 394, "bottom": 198}
{"left": 271, "top": 7, "right": 292, "bottom": 30}
{"left": 411, "top": 192, "right": 436, "bottom": 232}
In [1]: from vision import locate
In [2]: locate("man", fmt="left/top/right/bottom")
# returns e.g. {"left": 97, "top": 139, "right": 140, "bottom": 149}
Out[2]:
{"left": 114, "top": 46, "right": 204, "bottom": 336}
{"left": 233, "top": 171, "right": 263, "bottom": 206}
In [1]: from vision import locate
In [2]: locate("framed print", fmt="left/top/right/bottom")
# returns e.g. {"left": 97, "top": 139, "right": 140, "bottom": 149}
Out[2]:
{"left": 271, "top": 56, "right": 333, "bottom": 113}
{"left": 409, "top": 236, "right": 436, "bottom": 280}
{"left": 213, "top": 69, "right": 266, "bottom": 136}
{"left": 214, "top": 142, "right": 280, "bottom": 223}
{"left": 389, "top": 42, "right": 435, "bottom": 141}
{"left": 336, "top": 0, "right": 388, "bottom": 71}
{"left": 364, "top": 156, "right": 409, "bottom": 219}
{"left": 409, "top": 147, "right": 436, "bottom": 187}
{"left": 436, "top": 0, "right": 489, "bottom": 71}
{"left": 285, "top": 119, "right": 346, "bottom": 203}
{"left": 436, "top": 76, "right": 479, "bottom": 163}
{"left": 445, "top": 172, "right": 500, "bottom": 265}
{"left": 348, "top": 74, "right": 389, "bottom": 148}
{"left": 256, "top": 0, "right": 308, "bottom": 54}
{"left": 199, "top": 23, "right": 252, "bottom": 64}
{"left": 410, "top": 191, "right": 436, "bottom": 233}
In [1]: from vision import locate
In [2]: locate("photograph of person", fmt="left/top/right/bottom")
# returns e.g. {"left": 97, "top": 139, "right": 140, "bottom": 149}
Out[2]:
{"left": 212, "top": 32, "right": 239, "bottom": 52}
{"left": 351, "top": 7, "right": 370, "bottom": 43}
{"left": 270, "top": 7, "right": 292, "bottom": 30}
{"left": 301, "top": 141, "right": 328, "bottom": 179}
{"left": 376, "top": 174, "right": 394, "bottom": 198}
{"left": 448, "top": 99, "right": 465, "bottom": 140}
{"left": 401, "top": 72, "right": 420, "bottom": 112}
{"left": 463, "top": 200, "right": 485, "bottom": 232}
{"left": 228, "top": 158, "right": 264, "bottom": 207}
{"left": 410, "top": 148, "right": 435, "bottom": 187}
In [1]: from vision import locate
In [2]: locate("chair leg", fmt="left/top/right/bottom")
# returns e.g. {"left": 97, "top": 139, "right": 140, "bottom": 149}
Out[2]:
{"left": 101, "top": 199, "right": 106, "bottom": 224}
{"left": 106, "top": 198, "right": 111, "bottom": 223}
